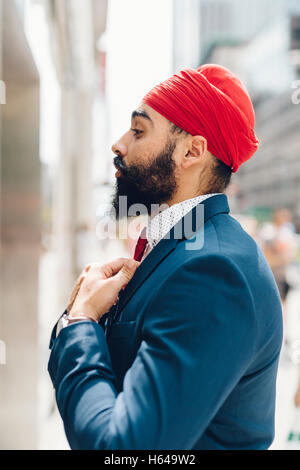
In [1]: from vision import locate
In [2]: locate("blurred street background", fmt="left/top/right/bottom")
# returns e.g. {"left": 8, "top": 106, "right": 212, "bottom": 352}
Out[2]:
{"left": 1, "top": 0, "right": 300, "bottom": 450}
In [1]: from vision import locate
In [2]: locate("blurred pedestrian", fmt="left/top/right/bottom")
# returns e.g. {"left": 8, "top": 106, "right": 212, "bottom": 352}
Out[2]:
{"left": 259, "top": 208, "right": 298, "bottom": 340}
{"left": 295, "top": 373, "right": 300, "bottom": 408}
{"left": 234, "top": 214, "right": 260, "bottom": 243}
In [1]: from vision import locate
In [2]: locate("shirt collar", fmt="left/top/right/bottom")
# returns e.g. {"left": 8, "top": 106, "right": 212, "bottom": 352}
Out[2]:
{"left": 146, "top": 193, "right": 221, "bottom": 248}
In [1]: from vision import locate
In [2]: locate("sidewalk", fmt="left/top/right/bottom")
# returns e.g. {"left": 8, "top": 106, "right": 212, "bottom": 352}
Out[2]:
{"left": 270, "top": 288, "right": 300, "bottom": 449}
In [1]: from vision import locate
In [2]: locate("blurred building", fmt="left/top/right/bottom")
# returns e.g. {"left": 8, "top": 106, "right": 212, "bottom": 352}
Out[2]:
{"left": 0, "top": 0, "right": 40, "bottom": 449}
{"left": 44, "top": 0, "right": 108, "bottom": 309}
{"left": 199, "top": 0, "right": 284, "bottom": 62}
{"left": 0, "top": 0, "right": 109, "bottom": 450}
{"left": 235, "top": 1, "right": 300, "bottom": 217}
{"left": 172, "top": 0, "right": 201, "bottom": 72}
{"left": 193, "top": 0, "right": 300, "bottom": 218}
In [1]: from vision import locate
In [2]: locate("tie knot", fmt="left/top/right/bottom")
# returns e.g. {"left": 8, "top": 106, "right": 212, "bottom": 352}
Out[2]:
{"left": 134, "top": 227, "right": 148, "bottom": 261}
{"left": 139, "top": 226, "right": 147, "bottom": 240}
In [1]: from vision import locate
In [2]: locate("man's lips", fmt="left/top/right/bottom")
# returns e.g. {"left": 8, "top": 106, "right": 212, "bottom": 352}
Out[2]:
{"left": 113, "top": 156, "right": 126, "bottom": 177}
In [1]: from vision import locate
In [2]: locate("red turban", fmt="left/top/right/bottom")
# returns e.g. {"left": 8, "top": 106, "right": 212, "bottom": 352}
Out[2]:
{"left": 142, "top": 64, "right": 259, "bottom": 172}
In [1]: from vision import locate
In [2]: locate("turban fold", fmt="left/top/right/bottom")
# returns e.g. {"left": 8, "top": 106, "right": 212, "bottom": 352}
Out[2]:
{"left": 142, "top": 64, "right": 259, "bottom": 172}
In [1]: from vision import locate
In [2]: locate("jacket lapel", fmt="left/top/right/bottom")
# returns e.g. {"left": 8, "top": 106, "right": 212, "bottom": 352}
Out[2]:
{"left": 116, "top": 233, "right": 179, "bottom": 313}
{"left": 116, "top": 194, "right": 230, "bottom": 314}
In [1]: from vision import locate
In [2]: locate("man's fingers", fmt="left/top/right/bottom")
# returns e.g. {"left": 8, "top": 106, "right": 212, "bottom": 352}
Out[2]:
{"left": 100, "top": 258, "right": 134, "bottom": 278}
{"left": 111, "top": 259, "right": 140, "bottom": 290}
{"left": 67, "top": 259, "right": 139, "bottom": 313}
{"left": 82, "top": 259, "right": 135, "bottom": 279}
{"left": 67, "top": 275, "right": 86, "bottom": 313}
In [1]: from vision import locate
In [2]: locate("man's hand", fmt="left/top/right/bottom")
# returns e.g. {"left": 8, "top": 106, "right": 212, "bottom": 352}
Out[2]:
{"left": 67, "top": 264, "right": 91, "bottom": 314}
{"left": 68, "top": 258, "right": 140, "bottom": 322}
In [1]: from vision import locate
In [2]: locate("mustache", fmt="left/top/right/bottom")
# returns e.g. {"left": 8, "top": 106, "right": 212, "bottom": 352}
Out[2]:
{"left": 113, "top": 155, "right": 128, "bottom": 173}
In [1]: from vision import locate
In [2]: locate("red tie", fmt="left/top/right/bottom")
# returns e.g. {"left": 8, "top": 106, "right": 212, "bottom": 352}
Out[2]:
{"left": 133, "top": 227, "right": 148, "bottom": 261}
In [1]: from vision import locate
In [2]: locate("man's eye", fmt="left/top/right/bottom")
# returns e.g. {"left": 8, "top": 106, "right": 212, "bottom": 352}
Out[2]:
{"left": 131, "top": 128, "right": 143, "bottom": 137}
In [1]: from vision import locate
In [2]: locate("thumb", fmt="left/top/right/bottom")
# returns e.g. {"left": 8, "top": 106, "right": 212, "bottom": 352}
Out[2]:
{"left": 113, "top": 259, "right": 140, "bottom": 290}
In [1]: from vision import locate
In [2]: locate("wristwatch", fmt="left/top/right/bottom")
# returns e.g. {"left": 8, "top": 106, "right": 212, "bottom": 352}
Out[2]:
{"left": 55, "top": 312, "right": 96, "bottom": 338}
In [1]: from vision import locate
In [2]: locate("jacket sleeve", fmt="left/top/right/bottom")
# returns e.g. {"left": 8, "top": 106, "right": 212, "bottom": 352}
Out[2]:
{"left": 48, "top": 254, "right": 257, "bottom": 450}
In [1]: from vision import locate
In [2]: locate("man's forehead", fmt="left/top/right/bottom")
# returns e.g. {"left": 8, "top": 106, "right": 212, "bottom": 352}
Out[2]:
{"left": 132, "top": 103, "right": 167, "bottom": 125}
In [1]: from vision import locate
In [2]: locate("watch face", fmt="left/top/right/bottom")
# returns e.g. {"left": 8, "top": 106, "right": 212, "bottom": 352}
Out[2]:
{"left": 56, "top": 314, "right": 68, "bottom": 337}
{"left": 56, "top": 319, "right": 63, "bottom": 337}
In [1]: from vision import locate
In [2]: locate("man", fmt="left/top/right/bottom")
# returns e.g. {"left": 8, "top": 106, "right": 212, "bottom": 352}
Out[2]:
{"left": 48, "top": 64, "right": 283, "bottom": 450}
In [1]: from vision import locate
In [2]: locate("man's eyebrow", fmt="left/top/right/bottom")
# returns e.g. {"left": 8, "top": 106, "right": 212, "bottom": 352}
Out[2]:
{"left": 131, "top": 109, "right": 153, "bottom": 124}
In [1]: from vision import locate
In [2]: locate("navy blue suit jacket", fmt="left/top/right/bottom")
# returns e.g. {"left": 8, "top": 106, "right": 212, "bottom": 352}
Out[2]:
{"left": 48, "top": 194, "right": 283, "bottom": 450}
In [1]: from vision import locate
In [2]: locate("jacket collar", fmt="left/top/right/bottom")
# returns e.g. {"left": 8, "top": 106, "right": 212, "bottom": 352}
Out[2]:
{"left": 146, "top": 193, "right": 221, "bottom": 249}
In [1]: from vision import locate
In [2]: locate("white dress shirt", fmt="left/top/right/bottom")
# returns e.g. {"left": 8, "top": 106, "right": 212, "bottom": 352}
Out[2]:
{"left": 141, "top": 193, "right": 221, "bottom": 262}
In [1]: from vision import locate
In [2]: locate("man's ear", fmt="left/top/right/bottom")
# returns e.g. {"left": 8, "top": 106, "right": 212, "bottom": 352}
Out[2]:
{"left": 182, "top": 136, "right": 207, "bottom": 168}
{"left": 189, "top": 135, "right": 207, "bottom": 157}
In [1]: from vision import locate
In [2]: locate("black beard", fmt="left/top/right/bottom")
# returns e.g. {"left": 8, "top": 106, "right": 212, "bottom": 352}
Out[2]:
{"left": 111, "top": 138, "right": 178, "bottom": 220}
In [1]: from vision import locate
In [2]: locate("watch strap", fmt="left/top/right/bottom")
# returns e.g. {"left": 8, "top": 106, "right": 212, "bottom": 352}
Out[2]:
{"left": 65, "top": 314, "right": 97, "bottom": 325}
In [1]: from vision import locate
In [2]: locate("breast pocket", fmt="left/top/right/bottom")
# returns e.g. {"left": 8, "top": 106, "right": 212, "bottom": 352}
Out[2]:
{"left": 108, "top": 320, "right": 137, "bottom": 339}
{"left": 107, "top": 321, "right": 137, "bottom": 392}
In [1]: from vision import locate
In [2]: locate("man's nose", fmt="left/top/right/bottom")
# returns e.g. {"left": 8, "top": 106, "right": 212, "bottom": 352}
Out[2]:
{"left": 111, "top": 139, "right": 127, "bottom": 157}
